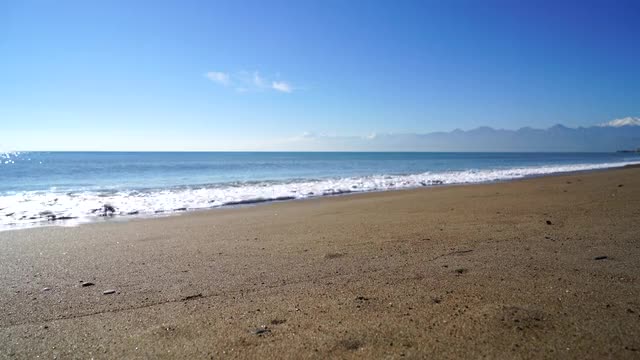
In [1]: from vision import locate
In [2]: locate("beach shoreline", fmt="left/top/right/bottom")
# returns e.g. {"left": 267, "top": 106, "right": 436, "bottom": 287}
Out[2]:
{"left": 3, "top": 161, "right": 640, "bottom": 233}
{"left": 1, "top": 166, "right": 639, "bottom": 358}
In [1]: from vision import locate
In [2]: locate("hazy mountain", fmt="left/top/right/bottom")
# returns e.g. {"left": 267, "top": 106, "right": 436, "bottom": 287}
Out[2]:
{"left": 279, "top": 122, "right": 640, "bottom": 152}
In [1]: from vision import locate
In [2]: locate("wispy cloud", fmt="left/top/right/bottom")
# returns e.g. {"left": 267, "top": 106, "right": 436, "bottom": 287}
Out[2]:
{"left": 205, "top": 71, "right": 230, "bottom": 86}
{"left": 205, "top": 70, "right": 294, "bottom": 93}
{"left": 272, "top": 81, "right": 292, "bottom": 93}
{"left": 252, "top": 72, "right": 266, "bottom": 88}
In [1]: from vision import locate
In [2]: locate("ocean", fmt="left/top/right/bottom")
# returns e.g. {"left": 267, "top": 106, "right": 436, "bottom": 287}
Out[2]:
{"left": 1, "top": 151, "right": 639, "bottom": 230}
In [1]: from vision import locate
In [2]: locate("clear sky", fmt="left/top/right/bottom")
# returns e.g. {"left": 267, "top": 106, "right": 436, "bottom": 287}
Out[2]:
{"left": 1, "top": 0, "right": 639, "bottom": 151}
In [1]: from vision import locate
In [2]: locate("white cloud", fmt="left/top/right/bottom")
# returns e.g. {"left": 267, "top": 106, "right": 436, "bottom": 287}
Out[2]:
{"left": 205, "top": 70, "right": 294, "bottom": 93}
{"left": 272, "top": 81, "right": 292, "bottom": 93}
{"left": 205, "top": 71, "right": 230, "bottom": 85}
{"left": 599, "top": 116, "right": 640, "bottom": 127}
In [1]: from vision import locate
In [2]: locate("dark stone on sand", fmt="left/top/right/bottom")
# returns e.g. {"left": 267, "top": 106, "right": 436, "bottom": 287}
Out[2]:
{"left": 618, "top": 184, "right": 624, "bottom": 187}
{"left": 594, "top": 256, "right": 608, "bottom": 260}
{"left": 103, "top": 289, "right": 116, "bottom": 295}
{"left": 546, "top": 220, "right": 553, "bottom": 225}
{"left": 81, "top": 282, "right": 95, "bottom": 287}
{"left": 338, "top": 339, "right": 363, "bottom": 351}
{"left": 181, "top": 293, "right": 203, "bottom": 301}
{"left": 270, "top": 319, "right": 286, "bottom": 325}
{"left": 454, "top": 268, "right": 468, "bottom": 274}
{"left": 253, "top": 328, "right": 271, "bottom": 335}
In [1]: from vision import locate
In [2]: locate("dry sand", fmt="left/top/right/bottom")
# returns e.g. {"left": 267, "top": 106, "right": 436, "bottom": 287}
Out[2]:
{"left": 1, "top": 167, "right": 639, "bottom": 359}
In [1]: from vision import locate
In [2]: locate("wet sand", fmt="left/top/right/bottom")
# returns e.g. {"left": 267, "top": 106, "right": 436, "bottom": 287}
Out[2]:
{"left": 1, "top": 167, "right": 639, "bottom": 359}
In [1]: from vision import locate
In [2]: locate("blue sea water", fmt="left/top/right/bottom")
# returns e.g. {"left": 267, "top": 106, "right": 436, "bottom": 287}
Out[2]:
{"left": 1, "top": 151, "right": 639, "bottom": 230}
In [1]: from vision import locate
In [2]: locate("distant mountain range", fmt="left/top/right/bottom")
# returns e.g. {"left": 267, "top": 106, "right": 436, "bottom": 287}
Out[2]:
{"left": 281, "top": 117, "right": 640, "bottom": 152}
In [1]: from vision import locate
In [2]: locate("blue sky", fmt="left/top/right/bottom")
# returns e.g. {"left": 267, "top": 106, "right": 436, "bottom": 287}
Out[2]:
{"left": 1, "top": 0, "right": 639, "bottom": 150}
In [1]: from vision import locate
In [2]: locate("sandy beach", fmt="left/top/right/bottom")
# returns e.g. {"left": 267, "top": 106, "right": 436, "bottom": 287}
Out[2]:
{"left": 1, "top": 166, "right": 639, "bottom": 359}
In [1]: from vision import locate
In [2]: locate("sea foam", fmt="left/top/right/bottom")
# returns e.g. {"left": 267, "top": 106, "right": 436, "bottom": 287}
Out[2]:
{"left": 1, "top": 160, "right": 638, "bottom": 230}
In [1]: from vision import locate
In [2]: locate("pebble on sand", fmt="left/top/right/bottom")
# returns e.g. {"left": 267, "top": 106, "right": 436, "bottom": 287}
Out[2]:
{"left": 253, "top": 328, "right": 271, "bottom": 335}
{"left": 81, "top": 282, "right": 95, "bottom": 287}
{"left": 103, "top": 289, "right": 116, "bottom": 295}
{"left": 594, "top": 256, "right": 608, "bottom": 260}
{"left": 546, "top": 220, "right": 553, "bottom": 225}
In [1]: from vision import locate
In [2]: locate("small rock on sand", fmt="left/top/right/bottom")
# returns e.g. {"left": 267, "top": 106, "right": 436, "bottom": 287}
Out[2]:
{"left": 253, "top": 328, "right": 271, "bottom": 335}
{"left": 103, "top": 289, "right": 116, "bottom": 295}
{"left": 594, "top": 256, "right": 608, "bottom": 260}
{"left": 42, "top": 287, "right": 50, "bottom": 292}
{"left": 81, "top": 282, "right": 95, "bottom": 287}
{"left": 546, "top": 220, "right": 553, "bottom": 225}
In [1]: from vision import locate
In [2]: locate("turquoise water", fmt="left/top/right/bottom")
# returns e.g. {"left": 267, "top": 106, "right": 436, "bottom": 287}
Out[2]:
{"left": 1, "top": 151, "right": 638, "bottom": 229}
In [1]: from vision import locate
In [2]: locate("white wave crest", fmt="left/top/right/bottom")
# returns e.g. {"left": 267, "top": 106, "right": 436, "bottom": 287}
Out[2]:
{"left": 1, "top": 160, "right": 638, "bottom": 230}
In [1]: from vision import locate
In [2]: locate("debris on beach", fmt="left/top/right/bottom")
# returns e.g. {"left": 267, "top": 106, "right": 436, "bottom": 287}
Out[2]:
{"left": 594, "top": 256, "right": 608, "bottom": 260}
{"left": 81, "top": 282, "right": 95, "bottom": 287}
{"left": 103, "top": 289, "right": 116, "bottom": 295}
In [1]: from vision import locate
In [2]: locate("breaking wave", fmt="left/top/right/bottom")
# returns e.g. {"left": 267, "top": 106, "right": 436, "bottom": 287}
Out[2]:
{"left": 1, "top": 160, "right": 638, "bottom": 230}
